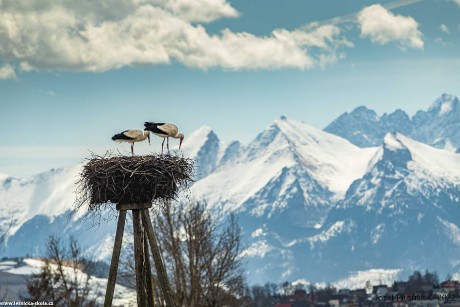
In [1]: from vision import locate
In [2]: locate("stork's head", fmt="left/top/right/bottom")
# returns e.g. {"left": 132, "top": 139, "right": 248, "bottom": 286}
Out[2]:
{"left": 178, "top": 133, "right": 184, "bottom": 149}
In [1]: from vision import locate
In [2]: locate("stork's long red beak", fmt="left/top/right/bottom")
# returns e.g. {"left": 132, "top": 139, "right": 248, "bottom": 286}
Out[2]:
{"left": 179, "top": 137, "right": 183, "bottom": 149}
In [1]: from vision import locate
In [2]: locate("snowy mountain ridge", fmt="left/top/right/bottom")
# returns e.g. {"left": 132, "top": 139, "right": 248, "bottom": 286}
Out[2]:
{"left": 325, "top": 93, "right": 460, "bottom": 151}
{"left": 1, "top": 95, "right": 460, "bottom": 285}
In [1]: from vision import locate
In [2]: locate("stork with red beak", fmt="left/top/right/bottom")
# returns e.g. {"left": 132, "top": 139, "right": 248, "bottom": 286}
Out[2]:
{"left": 144, "top": 122, "right": 184, "bottom": 155}
{"left": 112, "top": 129, "right": 151, "bottom": 156}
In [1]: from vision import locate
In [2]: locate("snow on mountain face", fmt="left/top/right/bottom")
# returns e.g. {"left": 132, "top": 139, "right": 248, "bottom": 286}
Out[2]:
{"left": 0, "top": 166, "right": 82, "bottom": 235}
{"left": 0, "top": 165, "right": 119, "bottom": 260}
{"left": 325, "top": 94, "right": 460, "bottom": 150}
{"left": 304, "top": 133, "right": 460, "bottom": 280}
{"left": 412, "top": 94, "right": 460, "bottom": 150}
{"left": 190, "top": 117, "right": 379, "bottom": 283}
{"left": 272, "top": 117, "right": 377, "bottom": 196}
{"left": 324, "top": 106, "right": 385, "bottom": 147}
{"left": 237, "top": 131, "right": 460, "bottom": 283}
{"left": 340, "top": 133, "right": 460, "bottom": 211}
{"left": 181, "top": 125, "right": 240, "bottom": 179}
{"left": 428, "top": 93, "right": 457, "bottom": 115}
{"left": 192, "top": 117, "right": 377, "bottom": 216}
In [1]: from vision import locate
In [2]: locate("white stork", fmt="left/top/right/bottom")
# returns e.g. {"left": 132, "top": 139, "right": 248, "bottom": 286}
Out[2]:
{"left": 144, "top": 122, "right": 184, "bottom": 154}
{"left": 112, "top": 129, "right": 150, "bottom": 156}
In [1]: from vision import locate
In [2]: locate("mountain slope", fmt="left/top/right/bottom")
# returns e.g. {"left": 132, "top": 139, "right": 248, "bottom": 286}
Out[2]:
{"left": 181, "top": 126, "right": 240, "bottom": 179}
{"left": 191, "top": 117, "right": 379, "bottom": 283}
{"left": 192, "top": 116, "right": 377, "bottom": 220}
{"left": 301, "top": 133, "right": 460, "bottom": 279}
{"left": 412, "top": 94, "right": 460, "bottom": 150}
{"left": 0, "top": 166, "right": 118, "bottom": 259}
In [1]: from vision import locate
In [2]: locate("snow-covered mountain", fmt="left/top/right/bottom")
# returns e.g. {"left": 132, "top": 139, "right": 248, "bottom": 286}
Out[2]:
{"left": 2, "top": 99, "right": 460, "bottom": 286}
{"left": 0, "top": 166, "right": 118, "bottom": 259}
{"left": 192, "top": 116, "right": 376, "bottom": 227}
{"left": 302, "top": 133, "right": 460, "bottom": 278}
{"left": 325, "top": 94, "right": 460, "bottom": 151}
{"left": 181, "top": 125, "right": 240, "bottom": 180}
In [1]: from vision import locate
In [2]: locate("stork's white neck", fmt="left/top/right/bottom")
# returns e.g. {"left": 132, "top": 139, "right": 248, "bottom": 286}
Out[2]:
{"left": 171, "top": 132, "right": 184, "bottom": 139}
{"left": 141, "top": 130, "right": 150, "bottom": 140}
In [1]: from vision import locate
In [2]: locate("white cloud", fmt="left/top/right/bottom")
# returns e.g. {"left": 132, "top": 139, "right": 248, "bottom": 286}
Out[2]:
{"left": 357, "top": 4, "right": 424, "bottom": 50}
{"left": 454, "top": 0, "right": 460, "bottom": 8}
{"left": 440, "top": 24, "right": 450, "bottom": 34}
{"left": 0, "top": 64, "right": 16, "bottom": 79}
{"left": 0, "top": 0, "right": 351, "bottom": 73}
{"left": 159, "top": 0, "right": 240, "bottom": 23}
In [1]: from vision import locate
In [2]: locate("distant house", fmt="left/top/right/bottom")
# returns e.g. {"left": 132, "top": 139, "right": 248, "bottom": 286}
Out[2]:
{"left": 373, "top": 285, "right": 389, "bottom": 297}
{"left": 440, "top": 281, "right": 460, "bottom": 292}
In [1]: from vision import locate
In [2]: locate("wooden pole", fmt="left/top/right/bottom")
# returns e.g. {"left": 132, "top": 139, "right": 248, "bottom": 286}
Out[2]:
{"left": 143, "top": 226, "right": 155, "bottom": 306}
{"left": 104, "top": 210, "right": 126, "bottom": 307}
{"left": 142, "top": 209, "right": 176, "bottom": 307}
{"left": 133, "top": 209, "right": 148, "bottom": 306}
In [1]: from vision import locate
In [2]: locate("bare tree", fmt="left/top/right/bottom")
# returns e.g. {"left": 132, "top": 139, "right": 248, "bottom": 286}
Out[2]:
{"left": 157, "top": 201, "right": 245, "bottom": 306}
{"left": 0, "top": 220, "right": 14, "bottom": 301}
{"left": 120, "top": 201, "right": 246, "bottom": 306}
{"left": 26, "top": 235, "right": 97, "bottom": 307}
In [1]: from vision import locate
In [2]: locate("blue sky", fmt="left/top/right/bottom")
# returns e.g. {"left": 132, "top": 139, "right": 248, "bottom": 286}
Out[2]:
{"left": 0, "top": 0, "right": 459, "bottom": 176}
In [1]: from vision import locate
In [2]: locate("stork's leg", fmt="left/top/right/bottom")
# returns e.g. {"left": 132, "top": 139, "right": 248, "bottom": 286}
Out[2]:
{"left": 131, "top": 143, "right": 134, "bottom": 156}
{"left": 167, "top": 137, "right": 170, "bottom": 154}
{"left": 161, "top": 138, "right": 165, "bottom": 155}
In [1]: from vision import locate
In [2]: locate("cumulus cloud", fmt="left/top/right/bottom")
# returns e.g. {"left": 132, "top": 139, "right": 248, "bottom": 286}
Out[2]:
{"left": 440, "top": 24, "right": 450, "bottom": 34}
{"left": 158, "top": 0, "right": 240, "bottom": 23}
{"left": 0, "top": 64, "right": 16, "bottom": 79}
{"left": 0, "top": 0, "right": 351, "bottom": 73}
{"left": 357, "top": 4, "right": 423, "bottom": 49}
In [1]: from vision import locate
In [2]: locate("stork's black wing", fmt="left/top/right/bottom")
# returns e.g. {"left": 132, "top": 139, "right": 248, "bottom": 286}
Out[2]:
{"left": 112, "top": 130, "right": 135, "bottom": 141}
{"left": 144, "top": 122, "right": 167, "bottom": 135}
{"left": 144, "top": 122, "right": 165, "bottom": 127}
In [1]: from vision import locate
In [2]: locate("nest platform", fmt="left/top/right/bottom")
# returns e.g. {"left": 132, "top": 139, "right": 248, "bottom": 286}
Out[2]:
{"left": 76, "top": 154, "right": 194, "bottom": 210}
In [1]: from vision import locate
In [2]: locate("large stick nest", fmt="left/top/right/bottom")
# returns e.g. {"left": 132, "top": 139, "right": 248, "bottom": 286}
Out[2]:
{"left": 76, "top": 153, "right": 194, "bottom": 212}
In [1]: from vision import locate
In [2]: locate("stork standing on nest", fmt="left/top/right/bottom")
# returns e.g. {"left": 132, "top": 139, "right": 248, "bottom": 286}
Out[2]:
{"left": 144, "top": 122, "right": 184, "bottom": 155}
{"left": 112, "top": 129, "right": 150, "bottom": 156}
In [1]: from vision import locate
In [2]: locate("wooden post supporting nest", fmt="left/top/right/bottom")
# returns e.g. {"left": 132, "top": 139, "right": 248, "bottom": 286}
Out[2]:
{"left": 104, "top": 203, "right": 175, "bottom": 307}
